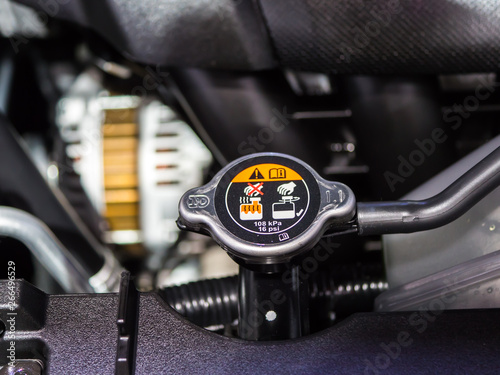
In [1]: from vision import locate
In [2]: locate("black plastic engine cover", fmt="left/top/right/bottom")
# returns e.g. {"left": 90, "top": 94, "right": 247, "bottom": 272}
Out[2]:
{"left": 16, "top": 0, "right": 500, "bottom": 74}
{"left": 1, "top": 280, "right": 500, "bottom": 374}
{"left": 259, "top": 0, "right": 500, "bottom": 74}
{"left": 13, "top": 0, "right": 277, "bottom": 70}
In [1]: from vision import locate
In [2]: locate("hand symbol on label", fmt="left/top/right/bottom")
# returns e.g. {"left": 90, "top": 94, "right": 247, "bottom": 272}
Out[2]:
{"left": 277, "top": 182, "right": 297, "bottom": 195}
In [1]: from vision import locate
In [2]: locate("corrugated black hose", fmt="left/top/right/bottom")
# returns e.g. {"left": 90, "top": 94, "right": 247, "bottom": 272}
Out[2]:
{"left": 158, "top": 274, "right": 386, "bottom": 328}
{"left": 159, "top": 276, "right": 239, "bottom": 327}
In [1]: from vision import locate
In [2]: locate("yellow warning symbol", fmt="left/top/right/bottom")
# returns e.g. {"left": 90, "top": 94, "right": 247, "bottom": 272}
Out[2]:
{"left": 232, "top": 163, "right": 302, "bottom": 183}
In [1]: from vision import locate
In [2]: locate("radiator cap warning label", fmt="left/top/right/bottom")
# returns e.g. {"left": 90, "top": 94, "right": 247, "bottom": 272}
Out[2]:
{"left": 214, "top": 155, "right": 321, "bottom": 246}
{"left": 224, "top": 163, "right": 311, "bottom": 242}
{"left": 231, "top": 163, "right": 303, "bottom": 183}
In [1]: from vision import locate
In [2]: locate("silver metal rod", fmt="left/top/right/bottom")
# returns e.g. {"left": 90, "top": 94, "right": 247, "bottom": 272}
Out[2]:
{"left": 357, "top": 145, "right": 500, "bottom": 235}
{"left": 0, "top": 206, "right": 94, "bottom": 292}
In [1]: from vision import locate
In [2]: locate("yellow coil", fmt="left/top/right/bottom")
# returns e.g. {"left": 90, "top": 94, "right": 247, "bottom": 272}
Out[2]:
{"left": 102, "top": 108, "right": 140, "bottom": 232}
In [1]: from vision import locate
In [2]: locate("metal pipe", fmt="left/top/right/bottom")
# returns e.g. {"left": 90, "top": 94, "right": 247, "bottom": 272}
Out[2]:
{"left": 0, "top": 206, "right": 95, "bottom": 293}
{"left": 357, "top": 145, "right": 500, "bottom": 235}
{"left": 0, "top": 50, "right": 14, "bottom": 114}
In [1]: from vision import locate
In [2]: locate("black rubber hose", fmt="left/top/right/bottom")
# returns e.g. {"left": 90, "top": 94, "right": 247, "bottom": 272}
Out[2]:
{"left": 357, "top": 145, "right": 500, "bottom": 236}
{"left": 159, "top": 276, "right": 238, "bottom": 327}
{"left": 159, "top": 274, "right": 386, "bottom": 328}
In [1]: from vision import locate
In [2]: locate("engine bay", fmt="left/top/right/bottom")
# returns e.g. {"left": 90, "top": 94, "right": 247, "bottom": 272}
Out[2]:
{"left": 1, "top": 0, "right": 500, "bottom": 374}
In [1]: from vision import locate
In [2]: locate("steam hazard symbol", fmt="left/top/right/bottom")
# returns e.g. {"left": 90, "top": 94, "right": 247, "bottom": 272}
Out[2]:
{"left": 226, "top": 163, "right": 311, "bottom": 239}
{"left": 240, "top": 182, "right": 264, "bottom": 220}
{"left": 240, "top": 197, "right": 263, "bottom": 221}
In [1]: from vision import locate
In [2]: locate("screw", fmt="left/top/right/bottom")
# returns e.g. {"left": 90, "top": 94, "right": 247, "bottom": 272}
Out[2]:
{"left": 0, "top": 361, "right": 43, "bottom": 375}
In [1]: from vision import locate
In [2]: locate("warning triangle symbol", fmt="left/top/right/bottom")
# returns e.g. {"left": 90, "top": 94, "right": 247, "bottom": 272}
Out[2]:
{"left": 249, "top": 168, "right": 264, "bottom": 180}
